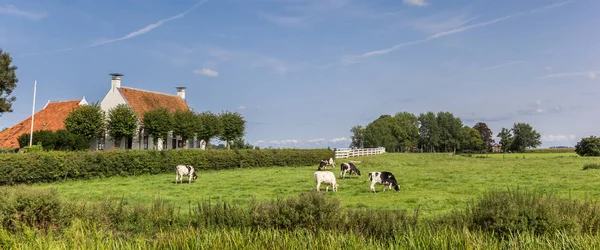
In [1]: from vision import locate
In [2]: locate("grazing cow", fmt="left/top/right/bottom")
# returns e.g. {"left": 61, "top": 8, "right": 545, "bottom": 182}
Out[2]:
{"left": 175, "top": 165, "right": 198, "bottom": 184}
{"left": 318, "top": 157, "right": 335, "bottom": 171}
{"left": 367, "top": 171, "right": 400, "bottom": 192}
{"left": 340, "top": 162, "right": 361, "bottom": 178}
{"left": 314, "top": 171, "right": 339, "bottom": 192}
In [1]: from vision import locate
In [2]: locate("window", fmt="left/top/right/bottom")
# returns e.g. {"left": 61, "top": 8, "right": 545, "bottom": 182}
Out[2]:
{"left": 127, "top": 136, "right": 133, "bottom": 149}
{"left": 98, "top": 137, "right": 105, "bottom": 150}
{"left": 188, "top": 139, "right": 194, "bottom": 148}
{"left": 178, "top": 140, "right": 183, "bottom": 148}
{"left": 143, "top": 136, "right": 149, "bottom": 149}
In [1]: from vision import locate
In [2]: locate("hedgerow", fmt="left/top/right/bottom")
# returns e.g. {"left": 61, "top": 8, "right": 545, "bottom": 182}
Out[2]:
{"left": 0, "top": 149, "right": 334, "bottom": 185}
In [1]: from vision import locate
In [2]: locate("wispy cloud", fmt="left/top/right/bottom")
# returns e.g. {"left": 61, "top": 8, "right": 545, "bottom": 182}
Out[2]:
{"left": 330, "top": 137, "right": 350, "bottom": 143}
{"left": 542, "top": 134, "right": 576, "bottom": 142}
{"left": 343, "top": 1, "right": 573, "bottom": 63}
{"left": 0, "top": 4, "right": 47, "bottom": 20}
{"left": 481, "top": 60, "right": 525, "bottom": 71}
{"left": 254, "top": 137, "right": 351, "bottom": 148}
{"left": 537, "top": 71, "right": 599, "bottom": 80}
{"left": 408, "top": 9, "right": 478, "bottom": 35}
{"left": 17, "top": 0, "right": 207, "bottom": 58}
{"left": 237, "top": 105, "right": 246, "bottom": 110}
{"left": 403, "top": 0, "right": 430, "bottom": 7}
{"left": 193, "top": 68, "right": 219, "bottom": 77}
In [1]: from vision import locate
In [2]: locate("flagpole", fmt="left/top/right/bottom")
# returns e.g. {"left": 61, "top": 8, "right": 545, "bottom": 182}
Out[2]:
{"left": 29, "top": 80, "right": 37, "bottom": 147}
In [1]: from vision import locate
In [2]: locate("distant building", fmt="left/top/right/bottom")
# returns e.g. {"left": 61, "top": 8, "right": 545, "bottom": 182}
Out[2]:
{"left": 491, "top": 143, "right": 502, "bottom": 153}
{"left": 0, "top": 99, "right": 88, "bottom": 149}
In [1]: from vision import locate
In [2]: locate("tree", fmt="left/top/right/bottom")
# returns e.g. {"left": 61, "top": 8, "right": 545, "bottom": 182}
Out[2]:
{"left": 106, "top": 104, "right": 138, "bottom": 149}
{"left": 394, "top": 112, "right": 419, "bottom": 151}
{"left": 510, "top": 122, "right": 542, "bottom": 152}
{"left": 64, "top": 103, "right": 106, "bottom": 141}
{"left": 418, "top": 112, "right": 439, "bottom": 152}
{"left": 574, "top": 136, "right": 600, "bottom": 157}
{"left": 218, "top": 111, "right": 246, "bottom": 150}
{"left": 363, "top": 115, "right": 401, "bottom": 152}
{"left": 473, "top": 122, "right": 494, "bottom": 152}
{"left": 142, "top": 108, "right": 173, "bottom": 149}
{"left": 0, "top": 49, "right": 18, "bottom": 116}
{"left": 435, "top": 112, "right": 464, "bottom": 153}
{"left": 172, "top": 109, "right": 198, "bottom": 149}
{"left": 461, "top": 126, "right": 485, "bottom": 153}
{"left": 497, "top": 128, "right": 513, "bottom": 153}
{"left": 196, "top": 111, "right": 222, "bottom": 149}
{"left": 231, "top": 138, "right": 255, "bottom": 149}
{"left": 350, "top": 125, "right": 365, "bottom": 148}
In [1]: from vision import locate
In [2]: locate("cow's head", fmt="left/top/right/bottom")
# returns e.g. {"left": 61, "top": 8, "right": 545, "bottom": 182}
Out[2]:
{"left": 355, "top": 169, "right": 361, "bottom": 176}
{"left": 192, "top": 172, "right": 198, "bottom": 181}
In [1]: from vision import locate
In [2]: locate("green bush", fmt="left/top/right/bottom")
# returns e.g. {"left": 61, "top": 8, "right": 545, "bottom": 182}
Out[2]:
{"left": 16, "top": 130, "right": 89, "bottom": 151}
{"left": 575, "top": 136, "right": 600, "bottom": 157}
{"left": 0, "top": 149, "right": 334, "bottom": 185}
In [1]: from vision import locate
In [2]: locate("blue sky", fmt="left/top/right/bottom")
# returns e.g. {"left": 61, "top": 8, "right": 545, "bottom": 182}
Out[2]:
{"left": 1, "top": 0, "right": 598, "bottom": 149}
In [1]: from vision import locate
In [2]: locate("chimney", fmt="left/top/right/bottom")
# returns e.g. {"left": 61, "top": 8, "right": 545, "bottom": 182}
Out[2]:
{"left": 110, "top": 73, "right": 123, "bottom": 89}
{"left": 176, "top": 87, "right": 186, "bottom": 100}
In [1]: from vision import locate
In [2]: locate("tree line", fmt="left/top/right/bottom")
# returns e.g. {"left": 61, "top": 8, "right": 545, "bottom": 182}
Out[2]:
{"left": 17, "top": 103, "right": 247, "bottom": 151}
{"left": 349, "top": 111, "right": 542, "bottom": 153}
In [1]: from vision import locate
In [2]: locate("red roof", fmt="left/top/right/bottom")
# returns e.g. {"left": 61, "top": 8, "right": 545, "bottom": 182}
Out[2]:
{"left": 0, "top": 100, "right": 82, "bottom": 149}
{"left": 119, "top": 87, "right": 189, "bottom": 120}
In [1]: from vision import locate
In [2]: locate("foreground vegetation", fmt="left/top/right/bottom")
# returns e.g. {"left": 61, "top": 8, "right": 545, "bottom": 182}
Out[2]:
{"left": 0, "top": 187, "right": 599, "bottom": 249}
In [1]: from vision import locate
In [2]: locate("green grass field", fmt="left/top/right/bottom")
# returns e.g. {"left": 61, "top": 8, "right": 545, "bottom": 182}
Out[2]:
{"left": 13, "top": 152, "right": 600, "bottom": 217}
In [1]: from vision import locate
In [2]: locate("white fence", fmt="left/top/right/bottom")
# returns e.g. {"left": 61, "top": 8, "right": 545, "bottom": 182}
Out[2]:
{"left": 334, "top": 147, "right": 386, "bottom": 159}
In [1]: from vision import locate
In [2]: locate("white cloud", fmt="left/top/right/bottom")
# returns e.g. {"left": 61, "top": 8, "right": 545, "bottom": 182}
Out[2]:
{"left": 194, "top": 68, "right": 219, "bottom": 77}
{"left": 344, "top": 1, "right": 572, "bottom": 63}
{"left": 537, "top": 70, "right": 600, "bottom": 80}
{"left": 330, "top": 137, "right": 350, "bottom": 143}
{"left": 237, "top": 105, "right": 246, "bottom": 110}
{"left": 0, "top": 5, "right": 47, "bottom": 20}
{"left": 542, "top": 134, "right": 576, "bottom": 142}
{"left": 307, "top": 138, "right": 326, "bottom": 143}
{"left": 403, "top": 0, "right": 429, "bottom": 7}
{"left": 481, "top": 60, "right": 525, "bottom": 71}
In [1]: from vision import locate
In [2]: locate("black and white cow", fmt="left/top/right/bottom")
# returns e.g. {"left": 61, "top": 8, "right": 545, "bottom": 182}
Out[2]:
{"left": 175, "top": 165, "right": 198, "bottom": 184}
{"left": 367, "top": 171, "right": 400, "bottom": 192}
{"left": 340, "top": 162, "right": 361, "bottom": 178}
{"left": 317, "top": 158, "right": 335, "bottom": 171}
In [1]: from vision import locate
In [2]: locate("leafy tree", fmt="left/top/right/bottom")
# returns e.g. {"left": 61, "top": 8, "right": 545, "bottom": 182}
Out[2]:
{"left": 0, "top": 49, "right": 18, "bottom": 116}
{"left": 364, "top": 115, "right": 401, "bottom": 152}
{"left": 17, "top": 130, "right": 56, "bottom": 149}
{"left": 462, "top": 126, "right": 485, "bottom": 153}
{"left": 418, "top": 112, "right": 439, "bottom": 152}
{"left": 231, "top": 138, "right": 255, "bottom": 149}
{"left": 218, "top": 111, "right": 246, "bottom": 150}
{"left": 196, "top": 111, "right": 222, "bottom": 149}
{"left": 172, "top": 109, "right": 198, "bottom": 149}
{"left": 574, "top": 136, "right": 600, "bottom": 157}
{"left": 394, "top": 112, "right": 419, "bottom": 151}
{"left": 510, "top": 122, "right": 542, "bottom": 152}
{"left": 497, "top": 128, "right": 513, "bottom": 153}
{"left": 436, "top": 112, "right": 464, "bottom": 153}
{"left": 473, "top": 122, "right": 494, "bottom": 151}
{"left": 142, "top": 108, "right": 173, "bottom": 150}
{"left": 54, "top": 130, "right": 89, "bottom": 151}
{"left": 64, "top": 103, "right": 106, "bottom": 141}
{"left": 349, "top": 125, "right": 365, "bottom": 148}
{"left": 106, "top": 104, "right": 138, "bottom": 149}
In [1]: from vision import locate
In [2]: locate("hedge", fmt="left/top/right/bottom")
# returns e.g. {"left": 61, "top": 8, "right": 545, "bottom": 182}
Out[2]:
{"left": 0, "top": 149, "right": 334, "bottom": 185}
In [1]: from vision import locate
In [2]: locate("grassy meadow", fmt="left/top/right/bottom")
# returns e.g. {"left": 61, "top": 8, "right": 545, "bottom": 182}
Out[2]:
{"left": 11, "top": 151, "right": 600, "bottom": 218}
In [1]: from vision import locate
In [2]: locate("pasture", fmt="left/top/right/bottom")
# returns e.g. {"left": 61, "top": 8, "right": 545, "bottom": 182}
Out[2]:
{"left": 16, "top": 151, "right": 600, "bottom": 218}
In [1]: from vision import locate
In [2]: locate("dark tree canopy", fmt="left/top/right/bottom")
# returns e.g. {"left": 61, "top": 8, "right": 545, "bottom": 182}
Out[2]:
{"left": 107, "top": 104, "right": 138, "bottom": 149}
{"left": 196, "top": 111, "right": 222, "bottom": 149}
{"left": 350, "top": 125, "right": 365, "bottom": 148}
{"left": 64, "top": 103, "right": 106, "bottom": 140}
{"left": 574, "top": 136, "right": 600, "bottom": 157}
{"left": 172, "top": 109, "right": 198, "bottom": 148}
{"left": 497, "top": 127, "right": 514, "bottom": 152}
{"left": 218, "top": 111, "right": 246, "bottom": 150}
{"left": 0, "top": 49, "right": 19, "bottom": 116}
{"left": 142, "top": 107, "right": 174, "bottom": 149}
{"left": 510, "top": 122, "right": 542, "bottom": 152}
{"left": 473, "top": 122, "right": 494, "bottom": 151}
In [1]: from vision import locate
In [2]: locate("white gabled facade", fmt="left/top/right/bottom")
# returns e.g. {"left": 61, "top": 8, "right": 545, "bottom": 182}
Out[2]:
{"left": 93, "top": 73, "right": 206, "bottom": 151}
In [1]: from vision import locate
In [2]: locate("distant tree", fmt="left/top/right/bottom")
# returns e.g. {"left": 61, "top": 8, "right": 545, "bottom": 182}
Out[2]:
{"left": 64, "top": 103, "right": 106, "bottom": 141}
{"left": 0, "top": 49, "right": 18, "bottom": 116}
{"left": 364, "top": 115, "right": 401, "bottom": 152}
{"left": 510, "top": 122, "right": 542, "bottom": 152}
{"left": 349, "top": 125, "right": 365, "bottom": 148}
{"left": 54, "top": 129, "right": 89, "bottom": 151}
{"left": 17, "top": 130, "right": 56, "bottom": 150}
{"left": 461, "top": 126, "right": 485, "bottom": 153}
{"left": 196, "top": 111, "right": 222, "bottom": 149}
{"left": 218, "top": 111, "right": 246, "bottom": 150}
{"left": 574, "top": 136, "right": 600, "bottom": 157}
{"left": 497, "top": 128, "right": 513, "bottom": 153}
{"left": 418, "top": 112, "right": 439, "bottom": 152}
{"left": 394, "top": 112, "right": 419, "bottom": 151}
{"left": 106, "top": 104, "right": 138, "bottom": 149}
{"left": 473, "top": 122, "right": 494, "bottom": 151}
{"left": 436, "top": 111, "right": 464, "bottom": 153}
{"left": 172, "top": 109, "right": 198, "bottom": 149}
{"left": 142, "top": 108, "right": 173, "bottom": 150}
{"left": 231, "top": 138, "right": 255, "bottom": 149}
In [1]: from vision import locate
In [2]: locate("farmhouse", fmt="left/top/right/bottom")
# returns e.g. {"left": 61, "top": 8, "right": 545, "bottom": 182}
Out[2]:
{"left": 0, "top": 73, "right": 206, "bottom": 151}
{"left": 95, "top": 73, "right": 205, "bottom": 150}
{"left": 0, "top": 98, "right": 88, "bottom": 149}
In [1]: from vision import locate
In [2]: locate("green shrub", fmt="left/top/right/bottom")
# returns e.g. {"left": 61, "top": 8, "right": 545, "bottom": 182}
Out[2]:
{"left": 583, "top": 163, "right": 600, "bottom": 170}
{"left": 575, "top": 136, "right": 600, "bottom": 157}
{"left": 0, "top": 149, "right": 334, "bottom": 185}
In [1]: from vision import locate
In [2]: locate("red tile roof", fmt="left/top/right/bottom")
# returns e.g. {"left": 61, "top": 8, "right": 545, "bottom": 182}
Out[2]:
{"left": 119, "top": 87, "right": 189, "bottom": 120}
{"left": 0, "top": 100, "right": 82, "bottom": 149}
